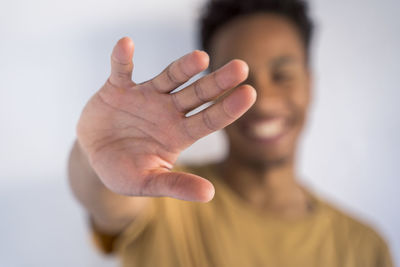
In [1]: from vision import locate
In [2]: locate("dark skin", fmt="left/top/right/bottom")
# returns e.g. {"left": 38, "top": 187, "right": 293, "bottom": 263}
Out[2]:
{"left": 68, "top": 12, "right": 312, "bottom": 234}
{"left": 212, "top": 13, "right": 312, "bottom": 218}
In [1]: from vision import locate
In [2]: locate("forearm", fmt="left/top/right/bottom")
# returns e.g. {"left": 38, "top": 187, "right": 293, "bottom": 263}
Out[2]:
{"left": 68, "top": 140, "right": 149, "bottom": 234}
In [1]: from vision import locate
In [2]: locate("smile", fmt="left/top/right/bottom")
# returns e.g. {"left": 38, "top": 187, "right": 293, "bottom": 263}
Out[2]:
{"left": 242, "top": 117, "right": 290, "bottom": 144}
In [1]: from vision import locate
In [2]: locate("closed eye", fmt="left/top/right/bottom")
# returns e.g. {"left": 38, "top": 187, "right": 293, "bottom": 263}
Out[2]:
{"left": 273, "top": 72, "right": 294, "bottom": 83}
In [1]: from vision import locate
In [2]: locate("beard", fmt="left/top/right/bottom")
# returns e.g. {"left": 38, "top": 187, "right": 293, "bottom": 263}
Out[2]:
{"left": 227, "top": 142, "right": 294, "bottom": 172}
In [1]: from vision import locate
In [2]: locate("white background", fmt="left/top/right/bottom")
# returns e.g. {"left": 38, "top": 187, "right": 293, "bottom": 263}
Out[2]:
{"left": 0, "top": 0, "right": 399, "bottom": 266}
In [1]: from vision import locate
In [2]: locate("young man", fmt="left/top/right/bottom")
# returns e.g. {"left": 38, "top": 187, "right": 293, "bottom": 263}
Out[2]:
{"left": 68, "top": 0, "right": 393, "bottom": 266}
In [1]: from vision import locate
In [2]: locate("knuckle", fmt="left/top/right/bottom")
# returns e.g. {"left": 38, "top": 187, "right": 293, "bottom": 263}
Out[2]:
{"left": 182, "top": 119, "right": 197, "bottom": 142}
{"left": 221, "top": 100, "right": 236, "bottom": 120}
{"left": 139, "top": 176, "right": 153, "bottom": 196}
{"left": 115, "top": 70, "right": 130, "bottom": 79}
{"left": 171, "top": 93, "right": 186, "bottom": 113}
{"left": 149, "top": 78, "right": 162, "bottom": 92}
{"left": 202, "top": 110, "right": 217, "bottom": 131}
{"left": 212, "top": 72, "right": 225, "bottom": 92}
{"left": 193, "top": 82, "right": 207, "bottom": 102}
{"left": 165, "top": 174, "right": 181, "bottom": 192}
{"left": 177, "top": 58, "right": 191, "bottom": 79}
{"left": 166, "top": 63, "right": 182, "bottom": 85}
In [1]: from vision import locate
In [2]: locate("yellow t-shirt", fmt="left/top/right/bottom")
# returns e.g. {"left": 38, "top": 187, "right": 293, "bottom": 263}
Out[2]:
{"left": 91, "top": 163, "right": 393, "bottom": 267}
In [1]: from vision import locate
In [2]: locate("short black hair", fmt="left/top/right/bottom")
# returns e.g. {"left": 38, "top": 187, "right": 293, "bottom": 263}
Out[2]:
{"left": 199, "top": 0, "right": 314, "bottom": 58}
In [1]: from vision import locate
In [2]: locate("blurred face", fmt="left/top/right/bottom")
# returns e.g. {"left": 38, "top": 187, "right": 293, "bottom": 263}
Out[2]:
{"left": 210, "top": 13, "right": 312, "bottom": 166}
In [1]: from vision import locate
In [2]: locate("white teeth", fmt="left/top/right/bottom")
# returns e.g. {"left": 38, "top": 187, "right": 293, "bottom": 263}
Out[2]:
{"left": 251, "top": 120, "right": 285, "bottom": 139}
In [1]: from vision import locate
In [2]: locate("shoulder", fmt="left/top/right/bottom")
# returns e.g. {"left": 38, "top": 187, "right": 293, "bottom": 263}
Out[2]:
{"left": 317, "top": 198, "right": 393, "bottom": 266}
{"left": 321, "top": 200, "right": 383, "bottom": 241}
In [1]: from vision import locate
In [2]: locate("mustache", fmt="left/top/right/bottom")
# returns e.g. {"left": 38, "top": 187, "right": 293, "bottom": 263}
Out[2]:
{"left": 235, "top": 104, "right": 302, "bottom": 126}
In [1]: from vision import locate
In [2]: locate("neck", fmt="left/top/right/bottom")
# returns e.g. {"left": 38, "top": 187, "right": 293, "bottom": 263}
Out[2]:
{"left": 219, "top": 152, "right": 311, "bottom": 219}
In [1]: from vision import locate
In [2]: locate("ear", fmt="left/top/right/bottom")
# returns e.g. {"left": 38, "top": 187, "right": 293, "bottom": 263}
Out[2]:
{"left": 305, "top": 67, "right": 313, "bottom": 106}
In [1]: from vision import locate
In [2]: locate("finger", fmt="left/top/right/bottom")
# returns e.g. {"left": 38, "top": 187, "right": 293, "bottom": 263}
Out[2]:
{"left": 150, "top": 50, "right": 209, "bottom": 93}
{"left": 182, "top": 85, "right": 256, "bottom": 141}
{"left": 171, "top": 59, "right": 249, "bottom": 113}
{"left": 142, "top": 171, "right": 215, "bottom": 202}
{"left": 109, "top": 37, "right": 135, "bottom": 88}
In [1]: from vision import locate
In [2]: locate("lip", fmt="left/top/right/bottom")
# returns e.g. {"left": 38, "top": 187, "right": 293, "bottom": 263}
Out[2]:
{"left": 237, "top": 117, "right": 291, "bottom": 145}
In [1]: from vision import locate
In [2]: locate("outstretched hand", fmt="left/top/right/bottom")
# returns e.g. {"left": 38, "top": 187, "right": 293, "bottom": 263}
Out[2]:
{"left": 77, "top": 37, "right": 256, "bottom": 202}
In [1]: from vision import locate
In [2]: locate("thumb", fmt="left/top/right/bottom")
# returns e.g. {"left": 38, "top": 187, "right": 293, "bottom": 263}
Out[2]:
{"left": 109, "top": 37, "right": 135, "bottom": 88}
{"left": 142, "top": 171, "right": 215, "bottom": 202}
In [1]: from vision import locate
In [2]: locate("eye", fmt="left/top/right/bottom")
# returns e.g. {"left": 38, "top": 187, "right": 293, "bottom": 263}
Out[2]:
{"left": 273, "top": 72, "right": 293, "bottom": 83}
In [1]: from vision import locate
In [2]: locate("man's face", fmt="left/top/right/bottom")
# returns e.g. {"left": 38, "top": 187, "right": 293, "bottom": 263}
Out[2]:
{"left": 210, "top": 13, "right": 312, "bottom": 166}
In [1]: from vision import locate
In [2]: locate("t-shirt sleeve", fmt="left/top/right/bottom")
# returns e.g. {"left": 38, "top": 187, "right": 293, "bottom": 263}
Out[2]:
{"left": 89, "top": 216, "right": 119, "bottom": 254}
{"left": 372, "top": 232, "right": 394, "bottom": 267}
{"left": 353, "top": 221, "right": 394, "bottom": 267}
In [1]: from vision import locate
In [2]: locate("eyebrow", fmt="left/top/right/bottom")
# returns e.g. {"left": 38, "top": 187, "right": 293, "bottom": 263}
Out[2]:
{"left": 269, "top": 56, "right": 297, "bottom": 68}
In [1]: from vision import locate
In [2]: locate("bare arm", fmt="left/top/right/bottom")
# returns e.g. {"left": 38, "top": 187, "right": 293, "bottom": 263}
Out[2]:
{"left": 68, "top": 37, "right": 256, "bottom": 235}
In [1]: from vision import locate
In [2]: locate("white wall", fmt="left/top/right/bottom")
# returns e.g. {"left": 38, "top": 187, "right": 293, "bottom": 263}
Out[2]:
{"left": 0, "top": 0, "right": 398, "bottom": 266}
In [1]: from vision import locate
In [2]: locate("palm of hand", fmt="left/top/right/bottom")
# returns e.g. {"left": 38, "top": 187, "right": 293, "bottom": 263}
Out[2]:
{"left": 76, "top": 37, "right": 256, "bottom": 202}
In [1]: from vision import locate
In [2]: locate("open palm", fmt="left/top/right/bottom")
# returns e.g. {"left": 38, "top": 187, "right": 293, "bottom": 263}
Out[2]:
{"left": 77, "top": 37, "right": 256, "bottom": 202}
